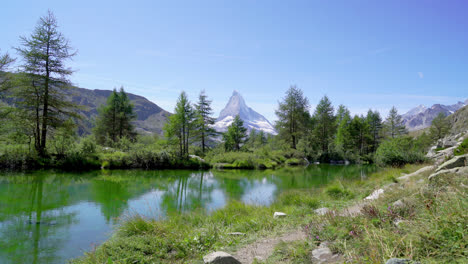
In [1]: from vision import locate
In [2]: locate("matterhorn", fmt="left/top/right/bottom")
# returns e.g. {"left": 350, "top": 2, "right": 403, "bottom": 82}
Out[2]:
{"left": 213, "top": 91, "right": 276, "bottom": 134}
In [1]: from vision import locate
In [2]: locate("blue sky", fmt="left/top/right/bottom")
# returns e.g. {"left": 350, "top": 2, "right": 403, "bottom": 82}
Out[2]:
{"left": 1, "top": 0, "right": 467, "bottom": 121}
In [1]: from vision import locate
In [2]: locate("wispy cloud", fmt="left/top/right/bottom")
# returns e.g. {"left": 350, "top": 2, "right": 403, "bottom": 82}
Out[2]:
{"left": 418, "top": 72, "right": 424, "bottom": 79}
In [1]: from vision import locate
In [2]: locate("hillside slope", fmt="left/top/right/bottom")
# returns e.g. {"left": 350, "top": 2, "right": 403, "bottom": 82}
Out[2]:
{"left": 448, "top": 105, "right": 468, "bottom": 135}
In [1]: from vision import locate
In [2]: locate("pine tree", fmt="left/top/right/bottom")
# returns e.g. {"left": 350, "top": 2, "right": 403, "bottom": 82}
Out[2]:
{"left": 334, "top": 105, "right": 351, "bottom": 150}
{"left": 384, "top": 106, "right": 407, "bottom": 139}
{"left": 223, "top": 115, "right": 247, "bottom": 151}
{"left": 164, "top": 92, "right": 195, "bottom": 157}
{"left": 313, "top": 96, "right": 336, "bottom": 155}
{"left": 275, "top": 85, "right": 310, "bottom": 149}
{"left": 194, "top": 90, "right": 217, "bottom": 153}
{"left": 14, "top": 11, "right": 78, "bottom": 156}
{"left": 0, "top": 51, "right": 15, "bottom": 119}
{"left": 94, "top": 87, "right": 136, "bottom": 145}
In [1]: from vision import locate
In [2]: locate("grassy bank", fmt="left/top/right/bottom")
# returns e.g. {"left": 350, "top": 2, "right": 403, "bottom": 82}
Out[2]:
{"left": 265, "top": 166, "right": 467, "bottom": 263}
{"left": 71, "top": 164, "right": 425, "bottom": 264}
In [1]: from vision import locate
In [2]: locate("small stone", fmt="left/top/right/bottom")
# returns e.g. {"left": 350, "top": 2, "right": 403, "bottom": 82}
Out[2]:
{"left": 227, "top": 232, "right": 245, "bottom": 236}
{"left": 392, "top": 199, "right": 405, "bottom": 209}
{"left": 203, "top": 251, "right": 241, "bottom": 264}
{"left": 385, "top": 258, "right": 421, "bottom": 264}
{"left": 273, "top": 212, "right": 287, "bottom": 218}
{"left": 311, "top": 243, "right": 342, "bottom": 264}
{"left": 314, "top": 207, "right": 330, "bottom": 216}
{"left": 365, "top": 189, "right": 384, "bottom": 200}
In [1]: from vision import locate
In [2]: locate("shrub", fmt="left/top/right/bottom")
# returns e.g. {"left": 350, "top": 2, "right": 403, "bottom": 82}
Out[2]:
{"left": 453, "top": 137, "right": 468, "bottom": 156}
{"left": 375, "top": 136, "right": 427, "bottom": 167}
{"left": 326, "top": 183, "right": 354, "bottom": 199}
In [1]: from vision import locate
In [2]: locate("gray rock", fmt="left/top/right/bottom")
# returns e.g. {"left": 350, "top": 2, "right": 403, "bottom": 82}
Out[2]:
{"left": 273, "top": 212, "right": 287, "bottom": 218}
{"left": 392, "top": 199, "right": 405, "bottom": 209}
{"left": 189, "top": 154, "right": 206, "bottom": 163}
{"left": 364, "top": 189, "right": 384, "bottom": 200}
{"left": 429, "top": 167, "right": 468, "bottom": 181}
{"left": 227, "top": 232, "right": 245, "bottom": 236}
{"left": 426, "top": 146, "right": 437, "bottom": 158}
{"left": 203, "top": 252, "right": 241, "bottom": 264}
{"left": 314, "top": 207, "right": 330, "bottom": 216}
{"left": 385, "top": 258, "right": 421, "bottom": 264}
{"left": 398, "top": 166, "right": 433, "bottom": 180}
{"left": 311, "top": 242, "right": 342, "bottom": 264}
{"left": 436, "top": 154, "right": 468, "bottom": 172}
{"left": 442, "top": 138, "right": 457, "bottom": 148}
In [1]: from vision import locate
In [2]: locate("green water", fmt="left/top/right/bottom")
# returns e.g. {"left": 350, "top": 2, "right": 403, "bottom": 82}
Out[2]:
{"left": 0, "top": 165, "right": 377, "bottom": 264}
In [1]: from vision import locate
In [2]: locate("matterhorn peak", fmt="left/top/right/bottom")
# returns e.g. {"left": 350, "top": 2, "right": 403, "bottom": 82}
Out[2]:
{"left": 214, "top": 91, "right": 276, "bottom": 134}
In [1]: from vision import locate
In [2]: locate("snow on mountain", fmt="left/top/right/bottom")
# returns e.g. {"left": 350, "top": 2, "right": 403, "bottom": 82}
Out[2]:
{"left": 214, "top": 91, "right": 277, "bottom": 134}
{"left": 402, "top": 100, "right": 467, "bottom": 131}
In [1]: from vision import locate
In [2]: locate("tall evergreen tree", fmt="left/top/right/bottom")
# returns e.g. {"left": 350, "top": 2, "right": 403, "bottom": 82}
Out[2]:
{"left": 347, "top": 115, "right": 370, "bottom": 155}
{"left": 275, "top": 85, "right": 310, "bottom": 149}
{"left": 334, "top": 105, "right": 351, "bottom": 150}
{"left": 194, "top": 90, "right": 217, "bottom": 153}
{"left": 366, "top": 109, "right": 383, "bottom": 152}
{"left": 313, "top": 96, "right": 336, "bottom": 154}
{"left": 164, "top": 92, "right": 195, "bottom": 157}
{"left": 0, "top": 51, "right": 15, "bottom": 119}
{"left": 384, "top": 106, "right": 407, "bottom": 139}
{"left": 429, "top": 112, "right": 449, "bottom": 140}
{"left": 223, "top": 115, "right": 247, "bottom": 151}
{"left": 94, "top": 87, "right": 136, "bottom": 145}
{"left": 14, "top": 11, "right": 78, "bottom": 156}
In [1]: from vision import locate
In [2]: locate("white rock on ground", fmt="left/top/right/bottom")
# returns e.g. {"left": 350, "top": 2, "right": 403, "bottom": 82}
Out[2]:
{"left": 203, "top": 251, "right": 241, "bottom": 264}
{"left": 398, "top": 166, "right": 433, "bottom": 181}
{"left": 364, "top": 189, "right": 384, "bottom": 200}
{"left": 273, "top": 212, "right": 287, "bottom": 218}
{"left": 314, "top": 207, "right": 330, "bottom": 216}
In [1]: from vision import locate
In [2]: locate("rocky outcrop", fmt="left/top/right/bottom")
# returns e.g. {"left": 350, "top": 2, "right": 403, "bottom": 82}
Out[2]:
{"left": 428, "top": 166, "right": 468, "bottom": 181}
{"left": 398, "top": 166, "right": 433, "bottom": 181}
{"left": 435, "top": 154, "right": 467, "bottom": 172}
{"left": 364, "top": 189, "right": 384, "bottom": 200}
{"left": 203, "top": 252, "right": 241, "bottom": 264}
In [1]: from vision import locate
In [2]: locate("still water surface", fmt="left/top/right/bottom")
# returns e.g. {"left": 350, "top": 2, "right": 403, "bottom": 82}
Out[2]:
{"left": 0, "top": 165, "right": 377, "bottom": 264}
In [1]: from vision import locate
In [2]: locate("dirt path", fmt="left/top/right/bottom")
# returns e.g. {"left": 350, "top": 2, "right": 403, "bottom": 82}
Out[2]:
{"left": 232, "top": 229, "right": 306, "bottom": 264}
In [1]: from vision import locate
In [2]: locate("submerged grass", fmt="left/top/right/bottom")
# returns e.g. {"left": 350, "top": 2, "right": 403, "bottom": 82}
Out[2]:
{"left": 71, "top": 164, "right": 427, "bottom": 264}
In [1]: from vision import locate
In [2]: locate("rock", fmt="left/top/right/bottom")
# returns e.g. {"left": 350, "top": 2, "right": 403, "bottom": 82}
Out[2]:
{"left": 314, "top": 161, "right": 320, "bottom": 165}
{"left": 392, "top": 199, "right": 405, "bottom": 209}
{"left": 189, "top": 154, "right": 206, "bottom": 163}
{"left": 398, "top": 166, "right": 433, "bottom": 180}
{"left": 365, "top": 189, "right": 384, "bottom": 200}
{"left": 273, "top": 212, "right": 287, "bottom": 218}
{"left": 385, "top": 258, "right": 421, "bottom": 264}
{"left": 227, "top": 232, "right": 245, "bottom": 236}
{"left": 442, "top": 138, "right": 457, "bottom": 148}
{"left": 311, "top": 242, "right": 342, "bottom": 264}
{"left": 426, "top": 146, "right": 437, "bottom": 158}
{"left": 428, "top": 167, "right": 468, "bottom": 181}
{"left": 435, "top": 154, "right": 468, "bottom": 172}
{"left": 314, "top": 207, "right": 330, "bottom": 216}
{"left": 393, "top": 219, "right": 405, "bottom": 227}
{"left": 203, "top": 251, "right": 241, "bottom": 264}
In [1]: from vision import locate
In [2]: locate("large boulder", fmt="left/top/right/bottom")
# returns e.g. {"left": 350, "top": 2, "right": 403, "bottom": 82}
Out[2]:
{"left": 435, "top": 154, "right": 468, "bottom": 172}
{"left": 203, "top": 252, "right": 241, "bottom": 264}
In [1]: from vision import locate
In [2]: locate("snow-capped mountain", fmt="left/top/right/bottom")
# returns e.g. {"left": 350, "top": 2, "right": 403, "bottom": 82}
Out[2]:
{"left": 402, "top": 99, "right": 467, "bottom": 131}
{"left": 213, "top": 91, "right": 277, "bottom": 134}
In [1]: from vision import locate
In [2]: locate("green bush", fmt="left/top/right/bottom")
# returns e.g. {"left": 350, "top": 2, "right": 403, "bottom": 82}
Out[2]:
{"left": 325, "top": 183, "right": 354, "bottom": 199}
{"left": 375, "top": 136, "right": 427, "bottom": 167}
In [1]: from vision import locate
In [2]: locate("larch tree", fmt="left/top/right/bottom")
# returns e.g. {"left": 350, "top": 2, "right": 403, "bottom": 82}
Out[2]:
{"left": 223, "top": 115, "right": 247, "bottom": 151}
{"left": 366, "top": 109, "right": 383, "bottom": 153}
{"left": 384, "top": 106, "right": 407, "bottom": 139}
{"left": 164, "top": 91, "right": 195, "bottom": 158}
{"left": 94, "top": 87, "right": 137, "bottom": 145}
{"left": 275, "top": 85, "right": 310, "bottom": 149}
{"left": 313, "top": 96, "right": 336, "bottom": 154}
{"left": 194, "top": 90, "right": 217, "bottom": 153}
{"left": 14, "top": 10, "right": 78, "bottom": 156}
{"left": 429, "top": 112, "right": 449, "bottom": 140}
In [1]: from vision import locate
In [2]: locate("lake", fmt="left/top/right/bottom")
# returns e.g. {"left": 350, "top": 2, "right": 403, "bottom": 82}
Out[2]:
{"left": 0, "top": 165, "right": 377, "bottom": 264}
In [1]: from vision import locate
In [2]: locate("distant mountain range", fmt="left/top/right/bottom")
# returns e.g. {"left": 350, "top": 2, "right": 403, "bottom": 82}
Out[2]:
{"left": 402, "top": 99, "right": 468, "bottom": 131}
{"left": 1, "top": 84, "right": 171, "bottom": 135}
{"left": 213, "top": 91, "right": 276, "bottom": 134}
